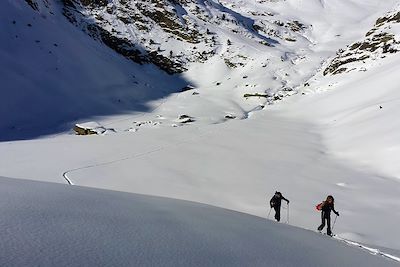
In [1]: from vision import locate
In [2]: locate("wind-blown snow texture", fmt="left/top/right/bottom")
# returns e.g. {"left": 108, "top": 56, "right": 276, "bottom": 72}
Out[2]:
{"left": 0, "top": 177, "right": 397, "bottom": 267}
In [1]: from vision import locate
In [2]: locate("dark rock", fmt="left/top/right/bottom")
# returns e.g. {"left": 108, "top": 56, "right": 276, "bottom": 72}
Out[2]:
{"left": 80, "top": 0, "right": 108, "bottom": 7}
{"left": 25, "top": 0, "right": 38, "bottom": 11}
{"left": 243, "top": 93, "right": 268, "bottom": 98}
{"left": 73, "top": 125, "right": 97, "bottom": 135}
{"left": 181, "top": 85, "right": 195, "bottom": 92}
{"left": 225, "top": 114, "right": 236, "bottom": 119}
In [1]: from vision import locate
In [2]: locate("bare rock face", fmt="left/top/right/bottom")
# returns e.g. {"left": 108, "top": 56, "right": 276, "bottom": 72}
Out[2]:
{"left": 324, "top": 10, "right": 400, "bottom": 76}
{"left": 22, "top": 0, "right": 312, "bottom": 79}
{"left": 57, "top": 0, "right": 298, "bottom": 75}
{"left": 73, "top": 122, "right": 109, "bottom": 135}
{"left": 60, "top": 0, "right": 216, "bottom": 74}
{"left": 25, "top": 0, "right": 39, "bottom": 11}
{"left": 80, "top": 0, "right": 108, "bottom": 7}
{"left": 73, "top": 125, "right": 98, "bottom": 135}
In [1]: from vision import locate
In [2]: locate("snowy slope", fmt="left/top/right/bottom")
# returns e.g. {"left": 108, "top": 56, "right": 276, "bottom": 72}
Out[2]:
{"left": 0, "top": 176, "right": 398, "bottom": 267}
{"left": 2, "top": 0, "right": 400, "bottom": 262}
{"left": 286, "top": 7, "right": 400, "bottom": 178}
{"left": 2, "top": 105, "right": 400, "bottom": 253}
{"left": 0, "top": 0, "right": 188, "bottom": 141}
{"left": 285, "top": 55, "right": 400, "bottom": 178}
{"left": 3, "top": 0, "right": 398, "bottom": 140}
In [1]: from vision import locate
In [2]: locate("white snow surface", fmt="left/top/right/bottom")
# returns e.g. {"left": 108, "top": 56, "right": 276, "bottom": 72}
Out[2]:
{"left": 290, "top": 55, "right": 400, "bottom": 178}
{"left": 1, "top": 0, "right": 400, "bottom": 262}
{"left": 0, "top": 0, "right": 187, "bottom": 141}
{"left": 0, "top": 176, "right": 398, "bottom": 267}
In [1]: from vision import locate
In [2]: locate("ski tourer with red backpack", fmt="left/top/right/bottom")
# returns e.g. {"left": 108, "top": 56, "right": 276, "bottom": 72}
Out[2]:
{"left": 316, "top": 195, "right": 339, "bottom": 236}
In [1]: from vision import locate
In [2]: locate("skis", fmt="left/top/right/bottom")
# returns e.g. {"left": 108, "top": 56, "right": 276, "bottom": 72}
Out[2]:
{"left": 317, "top": 230, "right": 335, "bottom": 237}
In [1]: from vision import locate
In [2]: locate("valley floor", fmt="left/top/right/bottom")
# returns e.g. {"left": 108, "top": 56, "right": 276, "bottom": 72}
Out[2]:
{"left": 1, "top": 98, "right": 399, "bottom": 253}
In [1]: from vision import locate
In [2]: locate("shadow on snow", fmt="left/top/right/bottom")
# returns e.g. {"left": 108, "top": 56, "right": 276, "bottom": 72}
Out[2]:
{"left": 0, "top": 0, "right": 189, "bottom": 142}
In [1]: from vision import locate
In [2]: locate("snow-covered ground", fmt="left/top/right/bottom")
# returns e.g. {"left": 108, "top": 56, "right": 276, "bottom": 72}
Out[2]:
{"left": 1, "top": 0, "right": 400, "bottom": 264}
{"left": 290, "top": 54, "right": 400, "bottom": 178}
{"left": 0, "top": 176, "right": 398, "bottom": 266}
{"left": 0, "top": 0, "right": 187, "bottom": 141}
{"left": 3, "top": 99, "right": 399, "bottom": 253}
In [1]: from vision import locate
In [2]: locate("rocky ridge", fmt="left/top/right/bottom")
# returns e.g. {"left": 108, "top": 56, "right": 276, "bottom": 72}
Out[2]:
{"left": 324, "top": 9, "right": 400, "bottom": 76}
{"left": 25, "top": 0, "right": 313, "bottom": 75}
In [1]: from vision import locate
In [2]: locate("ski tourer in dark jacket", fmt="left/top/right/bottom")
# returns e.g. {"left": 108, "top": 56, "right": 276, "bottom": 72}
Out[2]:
{"left": 317, "top": 195, "right": 339, "bottom": 236}
{"left": 270, "top": 191, "right": 289, "bottom": 222}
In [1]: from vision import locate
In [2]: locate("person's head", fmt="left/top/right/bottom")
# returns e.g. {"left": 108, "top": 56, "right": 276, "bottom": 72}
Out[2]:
{"left": 275, "top": 191, "right": 282, "bottom": 197}
{"left": 326, "top": 195, "right": 334, "bottom": 203}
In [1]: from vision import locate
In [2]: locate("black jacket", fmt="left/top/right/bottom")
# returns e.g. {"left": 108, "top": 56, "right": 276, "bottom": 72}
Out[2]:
{"left": 321, "top": 201, "right": 338, "bottom": 215}
{"left": 270, "top": 194, "right": 288, "bottom": 208}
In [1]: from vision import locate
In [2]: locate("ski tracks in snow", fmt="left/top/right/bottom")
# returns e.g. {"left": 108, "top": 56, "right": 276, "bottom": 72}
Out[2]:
{"left": 332, "top": 235, "right": 400, "bottom": 263}
{"left": 312, "top": 230, "right": 400, "bottom": 263}
{"left": 61, "top": 94, "right": 184, "bottom": 185}
{"left": 61, "top": 136, "right": 400, "bottom": 264}
{"left": 62, "top": 172, "right": 74, "bottom": 185}
{"left": 59, "top": 94, "right": 400, "bottom": 264}
{"left": 61, "top": 126, "right": 216, "bottom": 186}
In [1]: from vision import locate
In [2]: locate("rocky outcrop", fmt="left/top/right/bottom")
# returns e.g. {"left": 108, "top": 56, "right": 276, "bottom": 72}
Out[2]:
{"left": 73, "top": 125, "right": 98, "bottom": 135}
{"left": 25, "top": 0, "right": 39, "bottom": 11}
{"left": 324, "top": 10, "right": 400, "bottom": 76}
{"left": 60, "top": 0, "right": 215, "bottom": 74}
{"left": 73, "top": 122, "right": 115, "bottom": 135}
{"left": 58, "top": 0, "right": 301, "bottom": 75}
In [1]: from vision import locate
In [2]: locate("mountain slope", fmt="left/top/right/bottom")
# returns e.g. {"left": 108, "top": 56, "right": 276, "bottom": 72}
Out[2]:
{"left": 2, "top": 0, "right": 400, "bottom": 260}
{"left": 324, "top": 9, "right": 400, "bottom": 75}
{"left": 0, "top": 0, "right": 188, "bottom": 141}
{"left": 288, "top": 5, "right": 400, "bottom": 178}
{"left": 2, "top": 0, "right": 399, "bottom": 140}
{"left": 0, "top": 176, "right": 397, "bottom": 266}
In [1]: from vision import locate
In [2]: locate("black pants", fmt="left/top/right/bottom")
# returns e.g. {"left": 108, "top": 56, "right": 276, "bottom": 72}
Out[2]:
{"left": 318, "top": 211, "right": 331, "bottom": 235}
{"left": 274, "top": 206, "right": 281, "bottom": 222}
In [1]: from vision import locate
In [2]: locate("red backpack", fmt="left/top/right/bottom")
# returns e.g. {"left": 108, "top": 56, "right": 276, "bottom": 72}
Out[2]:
{"left": 316, "top": 202, "right": 324, "bottom": 211}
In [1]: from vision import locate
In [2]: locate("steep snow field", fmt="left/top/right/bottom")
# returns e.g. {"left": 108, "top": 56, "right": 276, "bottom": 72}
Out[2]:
{"left": 0, "top": 0, "right": 187, "bottom": 141}
{"left": 2, "top": 0, "right": 398, "bottom": 139}
{"left": 285, "top": 54, "right": 400, "bottom": 178}
{"left": 0, "top": 176, "right": 398, "bottom": 267}
{"left": 1, "top": 0, "right": 400, "bottom": 263}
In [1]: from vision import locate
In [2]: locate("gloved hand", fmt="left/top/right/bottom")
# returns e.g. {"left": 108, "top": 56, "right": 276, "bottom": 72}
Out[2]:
{"left": 287, "top": 200, "right": 290, "bottom": 204}
{"left": 335, "top": 211, "right": 340, "bottom": 216}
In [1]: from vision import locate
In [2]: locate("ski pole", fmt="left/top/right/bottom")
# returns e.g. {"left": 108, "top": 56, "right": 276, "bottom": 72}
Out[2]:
{"left": 332, "top": 214, "right": 338, "bottom": 231}
{"left": 267, "top": 207, "right": 272, "bottom": 219}
{"left": 286, "top": 203, "right": 290, "bottom": 224}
